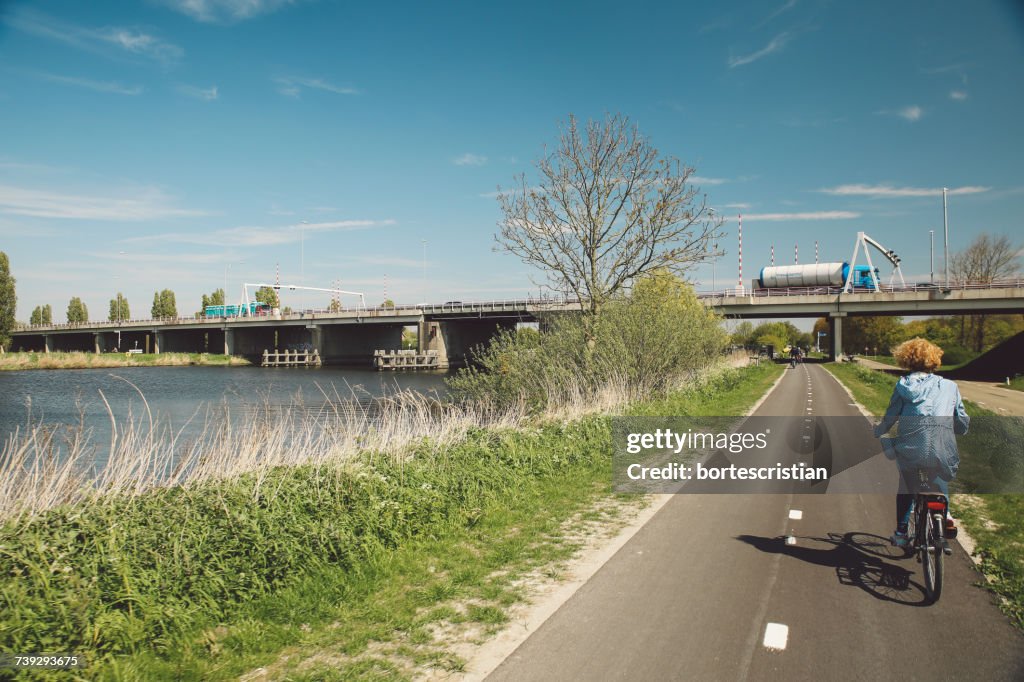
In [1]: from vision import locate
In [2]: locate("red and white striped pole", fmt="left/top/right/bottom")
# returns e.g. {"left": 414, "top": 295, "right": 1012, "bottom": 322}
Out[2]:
{"left": 794, "top": 243, "right": 799, "bottom": 264}
{"left": 770, "top": 244, "right": 775, "bottom": 266}
{"left": 815, "top": 241, "right": 819, "bottom": 264}
{"left": 737, "top": 214, "right": 743, "bottom": 291}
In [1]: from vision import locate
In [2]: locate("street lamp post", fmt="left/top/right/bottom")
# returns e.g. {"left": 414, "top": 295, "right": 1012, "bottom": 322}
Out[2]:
{"left": 929, "top": 230, "right": 935, "bottom": 284}
{"left": 943, "top": 187, "right": 949, "bottom": 289}
{"left": 301, "top": 220, "right": 308, "bottom": 311}
{"left": 224, "top": 261, "right": 245, "bottom": 310}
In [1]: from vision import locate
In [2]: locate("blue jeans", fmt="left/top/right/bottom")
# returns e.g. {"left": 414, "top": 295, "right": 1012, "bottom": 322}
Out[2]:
{"left": 896, "top": 468, "right": 948, "bottom": 532}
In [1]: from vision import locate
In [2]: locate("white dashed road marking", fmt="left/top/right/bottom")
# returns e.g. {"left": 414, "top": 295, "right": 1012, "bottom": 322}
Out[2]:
{"left": 788, "top": 509, "right": 803, "bottom": 520}
{"left": 763, "top": 623, "right": 789, "bottom": 651}
{"left": 786, "top": 536, "right": 797, "bottom": 545}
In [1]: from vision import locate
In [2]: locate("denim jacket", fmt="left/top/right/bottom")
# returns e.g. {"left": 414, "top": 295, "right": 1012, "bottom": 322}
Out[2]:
{"left": 873, "top": 372, "right": 970, "bottom": 480}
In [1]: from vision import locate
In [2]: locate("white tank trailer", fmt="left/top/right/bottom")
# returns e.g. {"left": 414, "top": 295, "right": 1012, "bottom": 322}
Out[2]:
{"left": 757, "top": 262, "right": 848, "bottom": 288}
{"left": 758, "top": 262, "right": 880, "bottom": 289}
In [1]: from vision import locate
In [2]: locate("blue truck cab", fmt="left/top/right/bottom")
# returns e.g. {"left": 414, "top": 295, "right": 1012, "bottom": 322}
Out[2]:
{"left": 843, "top": 264, "right": 880, "bottom": 289}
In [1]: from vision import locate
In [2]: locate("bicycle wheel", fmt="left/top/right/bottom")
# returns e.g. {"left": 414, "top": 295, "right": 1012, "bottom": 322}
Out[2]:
{"left": 921, "top": 508, "right": 943, "bottom": 603}
{"left": 930, "top": 513, "right": 944, "bottom": 603}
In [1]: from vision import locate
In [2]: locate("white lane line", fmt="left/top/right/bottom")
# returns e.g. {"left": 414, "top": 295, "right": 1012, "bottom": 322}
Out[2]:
{"left": 788, "top": 509, "right": 803, "bottom": 520}
{"left": 785, "top": 536, "right": 797, "bottom": 545}
{"left": 763, "top": 623, "right": 789, "bottom": 651}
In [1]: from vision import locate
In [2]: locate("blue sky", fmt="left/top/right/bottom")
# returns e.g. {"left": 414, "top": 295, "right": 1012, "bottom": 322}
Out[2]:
{"left": 1, "top": 0, "right": 1022, "bottom": 323}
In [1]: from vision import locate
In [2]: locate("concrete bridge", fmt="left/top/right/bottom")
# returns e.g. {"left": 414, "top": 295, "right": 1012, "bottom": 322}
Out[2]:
{"left": 8, "top": 300, "right": 576, "bottom": 368}
{"left": 9, "top": 280, "right": 1023, "bottom": 365}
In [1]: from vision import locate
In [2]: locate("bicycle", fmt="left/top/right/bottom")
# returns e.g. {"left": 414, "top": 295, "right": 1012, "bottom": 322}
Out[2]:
{"left": 906, "top": 468, "right": 954, "bottom": 604}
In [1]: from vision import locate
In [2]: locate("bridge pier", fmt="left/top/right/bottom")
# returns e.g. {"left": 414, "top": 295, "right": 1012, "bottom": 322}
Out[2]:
{"left": 418, "top": 320, "right": 448, "bottom": 368}
{"left": 829, "top": 313, "right": 845, "bottom": 361}
{"left": 308, "top": 325, "right": 322, "bottom": 353}
{"left": 420, "top": 318, "right": 518, "bottom": 368}
{"left": 223, "top": 328, "right": 234, "bottom": 355}
{"left": 44, "top": 334, "right": 53, "bottom": 353}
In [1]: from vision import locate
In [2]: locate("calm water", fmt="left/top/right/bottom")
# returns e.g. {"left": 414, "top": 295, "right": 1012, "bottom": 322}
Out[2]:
{"left": 0, "top": 365, "right": 452, "bottom": 453}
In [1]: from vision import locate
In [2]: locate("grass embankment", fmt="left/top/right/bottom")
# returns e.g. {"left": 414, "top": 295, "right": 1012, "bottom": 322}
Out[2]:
{"left": 0, "top": 362, "right": 783, "bottom": 680}
{"left": 823, "top": 361, "right": 1024, "bottom": 628}
{"left": 999, "top": 375, "right": 1024, "bottom": 392}
{"left": 0, "top": 351, "right": 250, "bottom": 371}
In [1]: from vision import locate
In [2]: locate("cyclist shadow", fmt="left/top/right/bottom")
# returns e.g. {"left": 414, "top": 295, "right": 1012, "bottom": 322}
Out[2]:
{"left": 736, "top": 531, "right": 931, "bottom": 606}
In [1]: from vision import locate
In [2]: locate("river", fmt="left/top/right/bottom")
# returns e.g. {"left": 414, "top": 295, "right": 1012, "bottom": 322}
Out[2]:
{"left": 0, "top": 366, "right": 452, "bottom": 462}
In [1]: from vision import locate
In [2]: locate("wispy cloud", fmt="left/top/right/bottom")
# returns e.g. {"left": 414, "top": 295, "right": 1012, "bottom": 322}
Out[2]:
{"left": 4, "top": 8, "right": 183, "bottom": 66}
{"left": 875, "top": 105, "right": 924, "bottom": 122}
{"left": 160, "top": 0, "right": 298, "bottom": 24}
{"left": 819, "top": 184, "right": 990, "bottom": 198}
{"left": 726, "top": 211, "right": 859, "bottom": 221}
{"left": 756, "top": 0, "right": 799, "bottom": 29}
{"left": 949, "top": 90, "right": 968, "bottom": 101}
{"left": 0, "top": 159, "right": 73, "bottom": 175}
{"left": 101, "top": 29, "right": 184, "bottom": 64}
{"left": 178, "top": 84, "right": 219, "bottom": 101}
{"left": 922, "top": 63, "right": 971, "bottom": 75}
{"left": 0, "top": 184, "right": 206, "bottom": 220}
{"left": 691, "top": 176, "right": 728, "bottom": 186}
{"left": 123, "top": 219, "right": 396, "bottom": 247}
{"left": 274, "top": 76, "right": 359, "bottom": 97}
{"left": 453, "top": 153, "right": 487, "bottom": 167}
{"left": 898, "top": 105, "right": 923, "bottom": 121}
{"left": 723, "top": 202, "right": 751, "bottom": 209}
{"left": 342, "top": 255, "right": 426, "bottom": 269}
{"left": 36, "top": 72, "right": 143, "bottom": 95}
{"left": 89, "top": 250, "right": 225, "bottom": 265}
{"left": 728, "top": 32, "right": 792, "bottom": 68}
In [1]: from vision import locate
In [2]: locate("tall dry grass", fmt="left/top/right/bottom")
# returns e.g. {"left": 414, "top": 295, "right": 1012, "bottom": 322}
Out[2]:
{"left": 0, "top": 357, "right": 726, "bottom": 523}
{"left": 0, "top": 377, "right": 526, "bottom": 522}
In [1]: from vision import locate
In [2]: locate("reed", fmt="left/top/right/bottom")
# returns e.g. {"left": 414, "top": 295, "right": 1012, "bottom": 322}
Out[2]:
{"left": 0, "top": 378, "right": 525, "bottom": 522}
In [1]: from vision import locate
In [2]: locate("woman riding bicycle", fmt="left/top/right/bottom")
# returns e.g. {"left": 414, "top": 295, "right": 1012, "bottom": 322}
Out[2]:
{"left": 873, "top": 338, "right": 970, "bottom": 548}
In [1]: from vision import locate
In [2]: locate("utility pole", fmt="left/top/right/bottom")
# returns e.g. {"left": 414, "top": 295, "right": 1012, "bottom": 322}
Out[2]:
{"left": 943, "top": 188, "right": 949, "bottom": 289}
{"left": 421, "top": 239, "right": 427, "bottom": 302}
{"left": 300, "top": 220, "right": 307, "bottom": 311}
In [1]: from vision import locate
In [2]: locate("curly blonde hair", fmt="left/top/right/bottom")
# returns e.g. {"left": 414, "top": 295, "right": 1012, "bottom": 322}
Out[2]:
{"left": 892, "top": 337, "right": 943, "bottom": 373}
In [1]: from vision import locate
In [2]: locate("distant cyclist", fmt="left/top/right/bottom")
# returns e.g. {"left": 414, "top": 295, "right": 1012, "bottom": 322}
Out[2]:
{"left": 873, "top": 338, "right": 969, "bottom": 548}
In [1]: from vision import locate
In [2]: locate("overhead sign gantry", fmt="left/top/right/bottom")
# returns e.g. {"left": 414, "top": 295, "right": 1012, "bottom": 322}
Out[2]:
{"left": 239, "top": 283, "right": 367, "bottom": 315}
{"left": 843, "top": 232, "right": 906, "bottom": 293}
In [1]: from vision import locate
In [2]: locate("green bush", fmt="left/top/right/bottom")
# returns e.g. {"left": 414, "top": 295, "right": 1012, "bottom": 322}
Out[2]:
{"left": 447, "top": 271, "right": 726, "bottom": 413}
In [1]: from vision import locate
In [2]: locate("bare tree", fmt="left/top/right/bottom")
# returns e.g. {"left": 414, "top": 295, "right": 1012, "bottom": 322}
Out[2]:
{"left": 950, "top": 233, "right": 1019, "bottom": 284}
{"left": 949, "top": 233, "right": 1021, "bottom": 351}
{"left": 496, "top": 114, "right": 722, "bottom": 327}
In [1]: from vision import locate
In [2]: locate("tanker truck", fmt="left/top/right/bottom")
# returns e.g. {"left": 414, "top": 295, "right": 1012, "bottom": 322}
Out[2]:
{"left": 756, "top": 262, "right": 879, "bottom": 289}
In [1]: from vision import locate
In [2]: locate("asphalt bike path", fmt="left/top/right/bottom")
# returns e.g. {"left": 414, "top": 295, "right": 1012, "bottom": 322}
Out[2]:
{"left": 486, "top": 363, "right": 1024, "bottom": 681}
